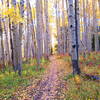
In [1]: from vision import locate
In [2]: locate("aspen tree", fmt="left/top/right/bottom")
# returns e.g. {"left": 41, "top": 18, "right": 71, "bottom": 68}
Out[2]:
{"left": 26, "top": 0, "right": 32, "bottom": 60}
{"left": 36, "top": 0, "right": 44, "bottom": 68}
{"left": 62, "top": 0, "right": 66, "bottom": 54}
{"left": 68, "top": 0, "right": 80, "bottom": 74}
{"left": 44, "top": 0, "right": 51, "bottom": 59}
{"left": 12, "top": 0, "right": 22, "bottom": 75}
{"left": 56, "top": 0, "right": 62, "bottom": 54}
{"left": 92, "top": 0, "right": 99, "bottom": 51}
{"left": 0, "top": 18, "right": 5, "bottom": 72}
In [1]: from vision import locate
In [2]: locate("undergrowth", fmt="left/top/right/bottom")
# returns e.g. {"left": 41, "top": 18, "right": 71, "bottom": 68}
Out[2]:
{"left": 63, "top": 52, "right": 100, "bottom": 100}
{"left": 0, "top": 58, "right": 48, "bottom": 100}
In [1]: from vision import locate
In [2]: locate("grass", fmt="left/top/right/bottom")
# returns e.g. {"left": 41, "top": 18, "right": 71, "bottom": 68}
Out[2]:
{"left": 80, "top": 52, "right": 100, "bottom": 76}
{"left": 63, "top": 52, "right": 100, "bottom": 100}
{"left": 66, "top": 78, "right": 100, "bottom": 100}
{"left": 0, "top": 58, "right": 48, "bottom": 100}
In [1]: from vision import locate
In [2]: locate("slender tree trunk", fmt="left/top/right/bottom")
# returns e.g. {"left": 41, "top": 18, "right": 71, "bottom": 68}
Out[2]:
{"left": 11, "top": 0, "right": 22, "bottom": 75}
{"left": 68, "top": 0, "right": 80, "bottom": 74}
{"left": 56, "top": 0, "right": 62, "bottom": 54}
{"left": 44, "top": 0, "right": 51, "bottom": 59}
{"left": 92, "top": 0, "right": 99, "bottom": 51}
{"left": 17, "top": 0, "right": 25, "bottom": 75}
{"left": 26, "top": 0, "right": 31, "bottom": 61}
{"left": 66, "top": 0, "right": 72, "bottom": 54}
{"left": 83, "top": 0, "right": 88, "bottom": 50}
{"left": 0, "top": 19, "right": 6, "bottom": 72}
{"left": 87, "top": 0, "right": 92, "bottom": 52}
{"left": 7, "top": 0, "right": 13, "bottom": 68}
{"left": 36, "top": 0, "right": 44, "bottom": 68}
{"left": 62, "top": 0, "right": 66, "bottom": 54}
{"left": 28, "top": 2, "right": 36, "bottom": 58}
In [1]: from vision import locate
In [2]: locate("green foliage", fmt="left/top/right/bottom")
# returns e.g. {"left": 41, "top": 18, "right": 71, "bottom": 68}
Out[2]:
{"left": 0, "top": 59, "right": 46, "bottom": 100}
{"left": 64, "top": 52, "right": 100, "bottom": 100}
{"left": 0, "top": 74, "right": 29, "bottom": 99}
{"left": 65, "top": 78, "right": 100, "bottom": 100}
{"left": 80, "top": 52, "right": 100, "bottom": 67}
{"left": 41, "top": 57, "right": 49, "bottom": 64}
{"left": 64, "top": 73, "right": 74, "bottom": 80}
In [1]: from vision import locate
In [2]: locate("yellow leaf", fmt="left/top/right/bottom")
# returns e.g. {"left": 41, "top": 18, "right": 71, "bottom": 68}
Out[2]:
{"left": 74, "top": 75, "right": 81, "bottom": 84}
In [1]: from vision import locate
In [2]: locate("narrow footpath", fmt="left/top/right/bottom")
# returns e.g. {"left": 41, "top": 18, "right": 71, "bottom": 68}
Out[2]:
{"left": 33, "top": 55, "right": 70, "bottom": 100}
{"left": 13, "top": 55, "right": 71, "bottom": 100}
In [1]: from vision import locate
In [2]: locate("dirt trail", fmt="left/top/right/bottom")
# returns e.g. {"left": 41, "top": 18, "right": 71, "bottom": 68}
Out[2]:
{"left": 33, "top": 55, "right": 68, "bottom": 100}
{"left": 13, "top": 55, "right": 70, "bottom": 100}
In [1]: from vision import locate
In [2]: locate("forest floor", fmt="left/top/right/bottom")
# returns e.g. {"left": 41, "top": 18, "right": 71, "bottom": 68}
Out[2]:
{"left": 13, "top": 55, "right": 71, "bottom": 100}
{"left": 33, "top": 55, "right": 71, "bottom": 100}
{"left": 0, "top": 52, "right": 100, "bottom": 100}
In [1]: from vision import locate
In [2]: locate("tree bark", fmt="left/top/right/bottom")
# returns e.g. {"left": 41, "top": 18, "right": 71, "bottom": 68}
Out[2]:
{"left": 92, "top": 0, "right": 99, "bottom": 51}
{"left": 68, "top": 0, "right": 80, "bottom": 74}
{"left": 44, "top": 0, "right": 51, "bottom": 59}
{"left": 36, "top": 0, "right": 44, "bottom": 68}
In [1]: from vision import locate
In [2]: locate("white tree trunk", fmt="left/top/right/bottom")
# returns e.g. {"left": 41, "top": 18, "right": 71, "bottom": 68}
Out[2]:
{"left": 36, "top": 0, "right": 44, "bottom": 68}
{"left": 68, "top": 0, "right": 80, "bottom": 74}
{"left": 56, "top": 0, "right": 62, "bottom": 54}
{"left": 62, "top": 0, "right": 66, "bottom": 54}
{"left": 44, "top": 0, "right": 51, "bottom": 59}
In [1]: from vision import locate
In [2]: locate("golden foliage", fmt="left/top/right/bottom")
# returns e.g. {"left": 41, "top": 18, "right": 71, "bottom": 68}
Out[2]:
{"left": 1, "top": 4, "right": 24, "bottom": 24}
{"left": 74, "top": 75, "right": 81, "bottom": 84}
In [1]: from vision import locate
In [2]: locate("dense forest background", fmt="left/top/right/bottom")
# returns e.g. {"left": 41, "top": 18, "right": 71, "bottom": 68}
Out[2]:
{"left": 0, "top": 0, "right": 100, "bottom": 99}
{"left": 0, "top": 0, "right": 100, "bottom": 74}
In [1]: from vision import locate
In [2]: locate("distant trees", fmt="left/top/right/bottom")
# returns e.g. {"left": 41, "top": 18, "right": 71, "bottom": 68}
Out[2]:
{"left": 81, "top": 0, "right": 100, "bottom": 52}
{"left": 92, "top": 0, "right": 99, "bottom": 51}
{"left": 55, "top": 0, "right": 61, "bottom": 54}
{"left": 62, "top": 0, "right": 66, "bottom": 54}
{"left": 0, "top": 0, "right": 100, "bottom": 75}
